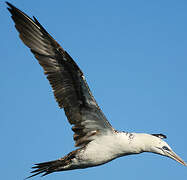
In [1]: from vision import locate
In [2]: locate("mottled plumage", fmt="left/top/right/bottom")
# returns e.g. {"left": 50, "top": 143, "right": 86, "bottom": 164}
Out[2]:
{"left": 6, "top": 2, "right": 186, "bottom": 179}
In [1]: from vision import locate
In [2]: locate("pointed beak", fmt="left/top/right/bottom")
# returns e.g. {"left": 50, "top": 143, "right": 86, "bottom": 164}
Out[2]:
{"left": 166, "top": 150, "right": 186, "bottom": 166}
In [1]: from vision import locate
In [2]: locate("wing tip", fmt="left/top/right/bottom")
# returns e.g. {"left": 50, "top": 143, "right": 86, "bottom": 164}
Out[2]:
{"left": 6, "top": 2, "right": 13, "bottom": 13}
{"left": 6, "top": 1, "right": 12, "bottom": 7}
{"left": 6, "top": 1, "right": 17, "bottom": 11}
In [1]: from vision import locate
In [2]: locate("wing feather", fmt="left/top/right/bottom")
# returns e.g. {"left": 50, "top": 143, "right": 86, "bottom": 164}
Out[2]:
{"left": 7, "top": 2, "right": 114, "bottom": 147}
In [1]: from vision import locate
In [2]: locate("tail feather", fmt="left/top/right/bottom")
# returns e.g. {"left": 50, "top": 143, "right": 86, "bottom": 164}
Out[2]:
{"left": 25, "top": 160, "right": 64, "bottom": 179}
{"left": 25, "top": 150, "right": 78, "bottom": 179}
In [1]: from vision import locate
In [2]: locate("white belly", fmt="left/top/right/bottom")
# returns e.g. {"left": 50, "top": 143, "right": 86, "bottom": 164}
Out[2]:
{"left": 77, "top": 132, "right": 132, "bottom": 166}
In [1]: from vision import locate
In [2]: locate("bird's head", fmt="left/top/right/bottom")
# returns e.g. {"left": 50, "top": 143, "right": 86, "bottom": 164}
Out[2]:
{"left": 144, "top": 133, "right": 186, "bottom": 166}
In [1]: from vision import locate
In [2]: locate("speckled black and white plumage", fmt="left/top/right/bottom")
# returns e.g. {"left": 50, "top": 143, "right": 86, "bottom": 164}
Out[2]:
{"left": 6, "top": 2, "right": 186, "bottom": 179}
{"left": 6, "top": 2, "right": 113, "bottom": 148}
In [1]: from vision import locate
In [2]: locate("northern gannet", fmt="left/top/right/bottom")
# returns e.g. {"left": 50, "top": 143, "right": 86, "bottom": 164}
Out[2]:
{"left": 6, "top": 2, "right": 186, "bottom": 179}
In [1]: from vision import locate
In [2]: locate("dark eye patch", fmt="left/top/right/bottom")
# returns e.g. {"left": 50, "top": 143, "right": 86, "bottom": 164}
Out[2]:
{"left": 162, "top": 146, "right": 170, "bottom": 151}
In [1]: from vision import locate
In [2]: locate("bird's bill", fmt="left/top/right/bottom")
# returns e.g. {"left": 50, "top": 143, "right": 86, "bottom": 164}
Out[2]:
{"left": 167, "top": 150, "right": 186, "bottom": 166}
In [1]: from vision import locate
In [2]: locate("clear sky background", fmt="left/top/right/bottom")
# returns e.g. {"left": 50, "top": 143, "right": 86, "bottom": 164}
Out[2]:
{"left": 1, "top": 0, "right": 187, "bottom": 179}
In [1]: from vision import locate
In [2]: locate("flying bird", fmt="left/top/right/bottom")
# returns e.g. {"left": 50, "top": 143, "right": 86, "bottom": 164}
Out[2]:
{"left": 6, "top": 2, "right": 186, "bottom": 179}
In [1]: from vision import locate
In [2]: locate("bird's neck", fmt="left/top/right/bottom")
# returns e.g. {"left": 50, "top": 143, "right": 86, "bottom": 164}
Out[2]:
{"left": 115, "top": 132, "right": 152, "bottom": 156}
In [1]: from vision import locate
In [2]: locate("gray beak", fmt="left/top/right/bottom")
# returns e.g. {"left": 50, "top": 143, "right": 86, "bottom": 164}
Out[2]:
{"left": 166, "top": 150, "right": 186, "bottom": 166}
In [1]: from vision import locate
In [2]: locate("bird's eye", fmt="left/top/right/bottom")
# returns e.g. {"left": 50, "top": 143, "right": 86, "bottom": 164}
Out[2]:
{"left": 162, "top": 146, "right": 170, "bottom": 151}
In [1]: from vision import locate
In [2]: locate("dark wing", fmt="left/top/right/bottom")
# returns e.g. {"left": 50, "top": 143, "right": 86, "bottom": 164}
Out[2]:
{"left": 7, "top": 2, "right": 114, "bottom": 147}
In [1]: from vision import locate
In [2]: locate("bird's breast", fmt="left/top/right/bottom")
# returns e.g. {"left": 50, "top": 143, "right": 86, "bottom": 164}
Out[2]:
{"left": 77, "top": 132, "right": 132, "bottom": 166}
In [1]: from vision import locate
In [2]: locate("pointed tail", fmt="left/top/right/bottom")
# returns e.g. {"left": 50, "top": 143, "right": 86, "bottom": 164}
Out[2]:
{"left": 25, "top": 159, "right": 64, "bottom": 179}
{"left": 25, "top": 150, "right": 78, "bottom": 179}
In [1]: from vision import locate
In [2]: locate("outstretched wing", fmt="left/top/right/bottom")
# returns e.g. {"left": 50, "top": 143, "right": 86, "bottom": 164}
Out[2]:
{"left": 7, "top": 2, "right": 114, "bottom": 147}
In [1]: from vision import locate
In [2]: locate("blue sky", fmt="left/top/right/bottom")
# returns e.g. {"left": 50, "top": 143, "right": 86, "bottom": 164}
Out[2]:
{"left": 1, "top": 0, "right": 187, "bottom": 179}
